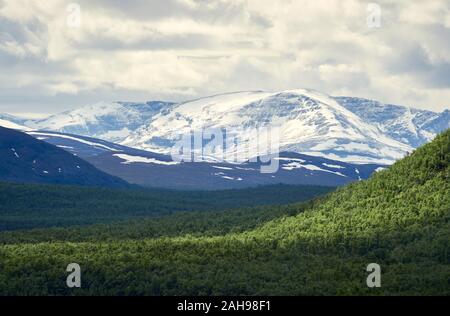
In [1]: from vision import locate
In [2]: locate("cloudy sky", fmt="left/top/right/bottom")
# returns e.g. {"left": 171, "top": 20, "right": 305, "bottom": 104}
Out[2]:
{"left": 0, "top": 0, "right": 449, "bottom": 116}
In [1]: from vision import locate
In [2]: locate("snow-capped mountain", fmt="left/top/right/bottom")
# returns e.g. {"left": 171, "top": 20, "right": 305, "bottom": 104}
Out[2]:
{"left": 0, "top": 114, "right": 30, "bottom": 131}
{"left": 0, "top": 118, "right": 29, "bottom": 131}
{"left": 122, "top": 89, "right": 413, "bottom": 164}
{"left": 6, "top": 88, "right": 450, "bottom": 165}
{"left": 27, "top": 130, "right": 384, "bottom": 190}
{"left": 335, "top": 97, "right": 450, "bottom": 148}
{"left": 27, "top": 101, "right": 175, "bottom": 143}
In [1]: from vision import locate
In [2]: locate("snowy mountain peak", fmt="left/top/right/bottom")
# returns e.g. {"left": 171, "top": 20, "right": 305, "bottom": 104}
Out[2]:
{"left": 0, "top": 114, "right": 30, "bottom": 131}
{"left": 122, "top": 89, "right": 413, "bottom": 164}
{"left": 335, "top": 96, "right": 450, "bottom": 148}
{"left": 28, "top": 101, "right": 175, "bottom": 143}
{"left": 0, "top": 118, "right": 30, "bottom": 131}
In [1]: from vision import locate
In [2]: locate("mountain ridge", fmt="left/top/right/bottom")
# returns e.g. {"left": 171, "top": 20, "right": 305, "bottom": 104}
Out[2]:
{"left": 26, "top": 130, "right": 384, "bottom": 190}
{"left": 335, "top": 96, "right": 450, "bottom": 148}
{"left": 0, "top": 126, "right": 130, "bottom": 188}
{"left": 121, "top": 89, "right": 415, "bottom": 164}
{"left": 1, "top": 89, "right": 449, "bottom": 165}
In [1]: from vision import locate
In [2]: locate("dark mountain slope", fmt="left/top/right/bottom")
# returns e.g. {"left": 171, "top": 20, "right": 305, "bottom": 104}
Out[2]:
{"left": 0, "top": 126, "right": 129, "bottom": 188}
{"left": 27, "top": 130, "right": 384, "bottom": 189}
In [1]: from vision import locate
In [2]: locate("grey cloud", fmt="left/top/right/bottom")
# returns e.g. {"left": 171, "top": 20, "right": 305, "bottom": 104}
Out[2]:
{"left": 76, "top": 31, "right": 213, "bottom": 51}
{"left": 385, "top": 45, "right": 450, "bottom": 88}
{"left": 0, "top": 15, "right": 48, "bottom": 61}
{"left": 248, "top": 12, "right": 272, "bottom": 29}
{"left": 423, "top": 63, "right": 450, "bottom": 88}
{"left": 0, "top": 85, "right": 182, "bottom": 115}
{"left": 386, "top": 45, "right": 430, "bottom": 74}
{"left": 78, "top": 0, "right": 247, "bottom": 25}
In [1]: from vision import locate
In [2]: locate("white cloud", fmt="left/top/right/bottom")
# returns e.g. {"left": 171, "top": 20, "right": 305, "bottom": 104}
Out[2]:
{"left": 398, "top": 1, "right": 450, "bottom": 26}
{"left": 0, "top": 0, "right": 449, "bottom": 114}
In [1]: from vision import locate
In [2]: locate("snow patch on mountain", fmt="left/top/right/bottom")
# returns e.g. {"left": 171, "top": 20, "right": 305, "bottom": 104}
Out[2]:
{"left": 11, "top": 148, "right": 20, "bottom": 158}
{"left": 281, "top": 161, "right": 347, "bottom": 177}
{"left": 113, "top": 154, "right": 179, "bottom": 165}
{"left": 0, "top": 118, "right": 30, "bottom": 131}
{"left": 28, "top": 131, "right": 122, "bottom": 152}
{"left": 221, "top": 175, "right": 243, "bottom": 181}
{"left": 322, "top": 163, "right": 345, "bottom": 169}
{"left": 212, "top": 165, "right": 234, "bottom": 170}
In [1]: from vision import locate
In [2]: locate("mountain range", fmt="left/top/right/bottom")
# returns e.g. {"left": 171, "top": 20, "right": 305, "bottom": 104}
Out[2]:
{"left": 4, "top": 88, "right": 448, "bottom": 164}
{"left": 0, "top": 88, "right": 448, "bottom": 189}
{"left": 25, "top": 130, "right": 383, "bottom": 189}
{"left": 24, "top": 101, "right": 175, "bottom": 143}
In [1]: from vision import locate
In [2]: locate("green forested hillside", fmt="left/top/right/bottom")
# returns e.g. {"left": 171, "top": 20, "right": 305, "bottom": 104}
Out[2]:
{"left": 0, "top": 130, "right": 449, "bottom": 295}
{"left": 0, "top": 202, "right": 312, "bottom": 244}
{"left": 0, "top": 183, "right": 331, "bottom": 230}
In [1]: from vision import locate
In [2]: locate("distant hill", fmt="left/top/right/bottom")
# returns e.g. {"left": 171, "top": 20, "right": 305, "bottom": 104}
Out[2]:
{"left": 0, "top": 126, "right": 129, "bottom": 188}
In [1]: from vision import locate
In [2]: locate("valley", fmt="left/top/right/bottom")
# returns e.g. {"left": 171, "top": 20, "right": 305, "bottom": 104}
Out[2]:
{"left": 0, "top": 129, "right": 448, "bottom": 295}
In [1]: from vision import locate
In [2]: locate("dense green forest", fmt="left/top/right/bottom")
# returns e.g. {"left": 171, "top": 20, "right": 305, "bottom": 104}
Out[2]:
{"left": 0, "top": 183, "right": 332, "bottom": 230}
{"left": 0, "top": 202, "right": 314, "bottom": 244}
{"left": 0, "top": 130, "right": 449, "bottom": 295}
